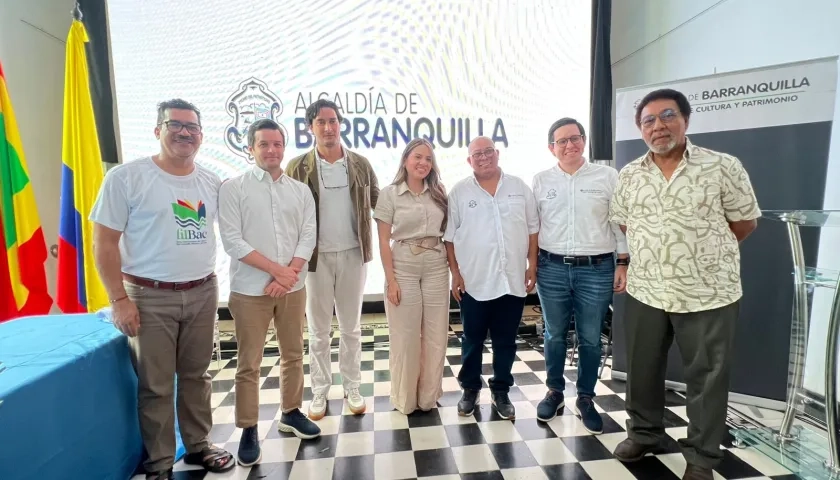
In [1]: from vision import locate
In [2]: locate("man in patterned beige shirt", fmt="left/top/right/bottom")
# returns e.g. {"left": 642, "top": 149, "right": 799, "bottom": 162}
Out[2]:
{"left": 608, "top": 88, "right": 761, "bottom": 480}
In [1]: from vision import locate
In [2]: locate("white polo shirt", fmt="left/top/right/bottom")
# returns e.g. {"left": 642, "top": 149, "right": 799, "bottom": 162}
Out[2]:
{"left": 443, "top": 171, "right": 539, "bottom": 301}
{"left": 532, "top": 162, "right": 628, "bottom": 256}
{"left": 218, "top": 167, "right": 317, "bottom": 296}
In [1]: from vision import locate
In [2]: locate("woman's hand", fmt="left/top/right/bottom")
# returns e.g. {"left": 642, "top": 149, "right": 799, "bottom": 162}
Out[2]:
{"left": 387, "top": 281, "right": 402, "bottom": 306}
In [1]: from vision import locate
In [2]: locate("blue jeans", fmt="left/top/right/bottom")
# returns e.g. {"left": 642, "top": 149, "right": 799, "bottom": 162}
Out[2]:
{"left": 457, "top": 293, "right": 527, "bottom": 393}
{"left": 536, "top": 250, "right": 614, "bottom": 397}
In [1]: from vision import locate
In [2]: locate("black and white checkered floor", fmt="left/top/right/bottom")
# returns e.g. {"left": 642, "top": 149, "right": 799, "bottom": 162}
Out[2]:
{"left": 134, "top": 326, "right": 798, "bottom": 479}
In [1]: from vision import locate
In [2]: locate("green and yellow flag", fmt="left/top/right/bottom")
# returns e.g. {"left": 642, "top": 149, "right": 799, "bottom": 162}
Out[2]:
{"left": 0, "top": 60, "right": 53, "bottom": 322}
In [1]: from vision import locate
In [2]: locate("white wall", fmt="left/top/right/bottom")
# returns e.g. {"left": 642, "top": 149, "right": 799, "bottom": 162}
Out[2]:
{"left": 0, "top": 0, "right": 75, "bottom": 312}
{"left": 611, "top": 0, "right": 840, "bottom": 396}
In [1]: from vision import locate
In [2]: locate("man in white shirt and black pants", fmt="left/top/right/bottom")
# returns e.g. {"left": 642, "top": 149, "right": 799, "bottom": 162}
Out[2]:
{"left": 219, "top": 119, "right": 321, "bottom": 466}
{"left": 91, "top": 99, "right": 235, "bottom": 479}
{"left": 444, "top": 136, "right": 540, "bottom": 420}
{"left": 531, "top": 118, "right": 629, "bottom": 433}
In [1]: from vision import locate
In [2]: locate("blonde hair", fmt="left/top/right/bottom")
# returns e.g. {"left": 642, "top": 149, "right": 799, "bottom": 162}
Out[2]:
{"left": 392, "top": 138, "right": 448, "bottom": 232}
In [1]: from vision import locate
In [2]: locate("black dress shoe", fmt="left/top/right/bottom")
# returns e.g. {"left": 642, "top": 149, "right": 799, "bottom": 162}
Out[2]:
{"left": 613, "top": 438, "right": 664, "bottom": 462}
{"left": 683, "top": 464, "right": 714, "bottom": 480}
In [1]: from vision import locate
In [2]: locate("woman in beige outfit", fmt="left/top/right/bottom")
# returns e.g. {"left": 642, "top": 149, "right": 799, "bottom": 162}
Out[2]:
{"left": 374, "top": 138, "right": 450, "bottom": 414}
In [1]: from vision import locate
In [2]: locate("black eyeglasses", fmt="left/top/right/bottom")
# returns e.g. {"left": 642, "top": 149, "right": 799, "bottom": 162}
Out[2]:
{"left": 551, "top": 135, "right": 585, "bottom": 147}
{"left": 161, "top": 120, "right": 202, "bottom": 135}
{"left": 640, "top": 109, "right": 679, "bottom": 129}
{"left": 469, "top": 148, "right": 497, "bottom": 160}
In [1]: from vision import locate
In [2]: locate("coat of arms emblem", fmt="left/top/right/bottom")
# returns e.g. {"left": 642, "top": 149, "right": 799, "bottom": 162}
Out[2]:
{"left": 224, "top": 78, "right": 285, "bottom": 162}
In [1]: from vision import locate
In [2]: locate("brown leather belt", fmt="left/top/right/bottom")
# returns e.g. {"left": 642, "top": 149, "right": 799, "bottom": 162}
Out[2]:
{"left": 122, "top": 272, "right": 215, "bottom": 291}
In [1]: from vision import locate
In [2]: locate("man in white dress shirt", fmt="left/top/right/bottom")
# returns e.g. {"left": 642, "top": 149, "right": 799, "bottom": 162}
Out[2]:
{"left": 219, "top": 119, "right": 321, "bottom": 466}
{"left": 444, "top": 136, "right": 540, "bottom": 420}
{"left": 531, "top": 118, "right": 629, "bottom": 433}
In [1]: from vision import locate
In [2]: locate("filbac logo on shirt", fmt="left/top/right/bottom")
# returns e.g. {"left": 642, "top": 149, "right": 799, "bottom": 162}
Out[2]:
{"left": 172, "top": 199, "right": 208, "bottom": 245}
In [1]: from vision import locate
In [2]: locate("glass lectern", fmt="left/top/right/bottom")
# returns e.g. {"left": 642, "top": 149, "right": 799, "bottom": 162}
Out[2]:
{"left": 731, "top": 210, "right": 840, "bottom": 479}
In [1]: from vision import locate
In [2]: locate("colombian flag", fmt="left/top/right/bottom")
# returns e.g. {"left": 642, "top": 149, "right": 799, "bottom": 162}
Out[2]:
{"left": 57, "top": 20, "right": 107, "bottom": 313}
{"left": 0, "top": 61, "right": 53, "bottom": 322}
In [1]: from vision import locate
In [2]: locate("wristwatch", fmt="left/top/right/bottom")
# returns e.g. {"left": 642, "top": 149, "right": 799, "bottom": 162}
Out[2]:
{"left": 616, "top": 257, "right": 630, "bottom": 266}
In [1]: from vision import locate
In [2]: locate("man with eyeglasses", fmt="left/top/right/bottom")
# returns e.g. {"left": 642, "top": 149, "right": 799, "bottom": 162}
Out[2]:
{"left": 286, "top": 98, "right": 379, "bottom": 420}
{"left": 609, "top": 89, "right": 760, "bottom": 480}
{"left": 444, "top": 136, "right": 539, "bottom": 420}
{"left": 531, "top": 118, "right": 628, "bottom": 433}
{"left": 91, "top": 99, "right": 235, "bottom": 479}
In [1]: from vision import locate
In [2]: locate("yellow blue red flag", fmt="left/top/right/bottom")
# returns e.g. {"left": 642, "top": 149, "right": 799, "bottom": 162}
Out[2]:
{"left": 57, "top": 20, "right": 107, "bottom": 313}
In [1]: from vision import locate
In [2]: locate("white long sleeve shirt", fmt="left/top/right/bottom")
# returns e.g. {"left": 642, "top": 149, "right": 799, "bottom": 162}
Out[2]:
{"left": 218, "top": 167, "right": 317, "bottom": 296}
{"left": 443, "top": 171, "right": 540, "bottom": 301}
{"left": 532, "top": 162, "right": 628, "bottom": 256}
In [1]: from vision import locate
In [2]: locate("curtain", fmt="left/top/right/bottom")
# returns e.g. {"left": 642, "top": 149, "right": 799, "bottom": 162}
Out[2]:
{"left": 589, "top": 0, "right": 613, "bottom": 162}
{"left": 77, "top": 0, "right": 119, "bottom": 164}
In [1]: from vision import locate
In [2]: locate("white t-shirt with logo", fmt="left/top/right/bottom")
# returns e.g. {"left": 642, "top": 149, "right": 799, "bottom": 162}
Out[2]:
{"left": 89, "top": 156, "right": 221, "bottom": 282}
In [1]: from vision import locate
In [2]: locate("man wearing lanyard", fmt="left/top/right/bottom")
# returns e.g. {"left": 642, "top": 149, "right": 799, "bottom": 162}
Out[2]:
{"left": 531, "top": 118, "right": 629, "bottom": 433}
{"left": 91, "top": 99, "right": 234, "bottom": 479}
{"left": 286, "top": 99, "right": 379, "bottom": 420}
{"left": 219, "top": 119, "right": 321, "bottom": 466}
{"left": 444, "top": 136, "right": 540, "bottom": 420}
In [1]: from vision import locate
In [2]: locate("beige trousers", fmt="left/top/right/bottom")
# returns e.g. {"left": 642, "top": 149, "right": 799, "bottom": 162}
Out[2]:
{"left": 305, "top": 248, "right": 366, "bottom": 395}
{"left": 228, "top": 288, "right": 306, "bottom": 427}
{"left": 385, "top": 241, "right": 450, "bottom": 414}
{"left": 125, "top": 276, "right": 218, "bottom": 473}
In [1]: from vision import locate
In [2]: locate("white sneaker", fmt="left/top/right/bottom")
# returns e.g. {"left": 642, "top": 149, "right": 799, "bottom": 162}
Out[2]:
{"left": 308, "top": 394, "right": 327, "bottom": 420}
{"left": 345, "top": 388, "right": 366, "bottom": 415}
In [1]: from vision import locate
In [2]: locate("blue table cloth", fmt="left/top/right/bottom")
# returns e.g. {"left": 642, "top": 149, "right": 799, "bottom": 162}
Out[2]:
{"left": 0, "top": 314, "right": 185, "bottom": 480}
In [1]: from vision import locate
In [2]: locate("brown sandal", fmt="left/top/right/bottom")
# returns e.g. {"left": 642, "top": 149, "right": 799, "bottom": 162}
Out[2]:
{"left": 183, "top": 446, "right": 235, "bottom": 473}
